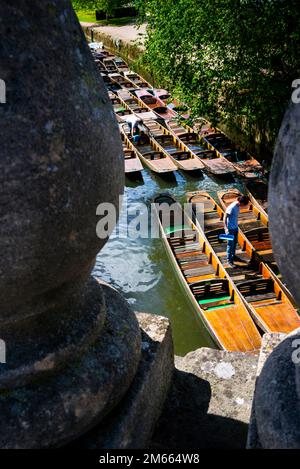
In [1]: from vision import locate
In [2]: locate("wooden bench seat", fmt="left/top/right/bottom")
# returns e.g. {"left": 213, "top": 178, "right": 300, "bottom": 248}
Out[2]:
{"left": 246, "top": 291, "right": 277, "bottom": 303}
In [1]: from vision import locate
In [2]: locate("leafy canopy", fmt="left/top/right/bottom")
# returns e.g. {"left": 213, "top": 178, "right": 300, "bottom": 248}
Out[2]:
{"left": 72, "top": 0, "right": 128, "bottom": 16}
{"left": 136, "top": 0, "right": 300, "bottom": 145}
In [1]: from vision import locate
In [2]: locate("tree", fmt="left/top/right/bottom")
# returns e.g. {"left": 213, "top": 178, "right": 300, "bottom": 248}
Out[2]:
{"left": 72, "top": 0, "right": 128, "bottom": 19}
{"left": 136, "top": 0, "right": 300, "bottom": 151}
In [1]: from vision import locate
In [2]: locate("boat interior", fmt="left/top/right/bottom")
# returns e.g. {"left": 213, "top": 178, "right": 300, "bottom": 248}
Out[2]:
{"left": 154, "top": 193, "right": 262, "bottom": 351}
{"left": 187, "top": 192, "right": 300, "bottom": 333}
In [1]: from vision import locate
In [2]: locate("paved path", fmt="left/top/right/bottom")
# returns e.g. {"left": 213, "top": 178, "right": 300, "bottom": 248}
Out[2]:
{"left": 81, "top": 22, "right": 147, "bottom": 47}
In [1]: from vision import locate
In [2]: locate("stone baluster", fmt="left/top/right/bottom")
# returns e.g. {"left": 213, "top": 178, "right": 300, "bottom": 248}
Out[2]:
{"left": 0, "top": 0, "right": 142, "bottom": 448}
{"left": 249, "top": 100, "right": 300, "bottom": 448}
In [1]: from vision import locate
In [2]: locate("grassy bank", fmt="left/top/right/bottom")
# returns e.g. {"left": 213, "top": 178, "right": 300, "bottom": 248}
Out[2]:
{"left": 76, "top": 10, "right": 135, "bottom": 26}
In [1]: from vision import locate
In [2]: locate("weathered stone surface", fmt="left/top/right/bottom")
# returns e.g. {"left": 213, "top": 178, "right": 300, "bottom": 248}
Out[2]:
{"left": 0, "top": 0, "right": 123, "bottom": 320}
{"left": 151, "top": 348, "right": 258, "bottom": 449}
{"left": 0, "top": 0, "right": 144, "bottom": 449}
{"left": 252, "top": 98, "right": 300, "bottom": 448}
{"left": 247, "top": 332, "right": 286, "bottom": 449}
{"left": 251, "top": 329, "right": 300, "bottom": 449}
{"left": 269, "top": 101, "right": 300, "bottom": 306}
{"left": 0, "top": 282, "right": 141, "bottom": 449}
{"left": 72, "top": 313, "right": 173, "bottom": 449}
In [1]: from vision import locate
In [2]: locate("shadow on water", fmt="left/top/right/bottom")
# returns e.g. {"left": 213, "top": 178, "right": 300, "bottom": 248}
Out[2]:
{"left": 150, "top": 171, "right": 178, "bottom": 189}
{"left": 125, "top": 173, "right": 144, "bottom": 188}
{"left": 94, "top": 166, "right": 247, "bottom": 356}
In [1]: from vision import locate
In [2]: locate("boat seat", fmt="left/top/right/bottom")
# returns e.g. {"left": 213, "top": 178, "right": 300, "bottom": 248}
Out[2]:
{"left": 191, "top": 279, "right": 231, "bottom": 305}
{"left": 143, "top": 151, "right": 164, "bottom": 160}
{"left": 172, "top": 151, "right": 191, "bottom": 161}
{"left": 200, "top": 297, "right": 235, "bottom": 310}
{"left": 184, "top": 264, "right": 215, "bottom": 278}
{"left": 246, "top": 291, "right": 277, "bottom": 303}
{"left": 236, "top": 278, "right": 276, "bottom": 303}
{"left": 245, "top": 227, "right": 271, "bottom": 251}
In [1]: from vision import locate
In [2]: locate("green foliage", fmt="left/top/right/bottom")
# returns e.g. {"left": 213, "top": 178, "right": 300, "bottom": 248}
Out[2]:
{"left": 72, "top": 0, "right": 128, "bottom": 16}
{"left": 137, "top": 0, "right": 300, "bottom": 144}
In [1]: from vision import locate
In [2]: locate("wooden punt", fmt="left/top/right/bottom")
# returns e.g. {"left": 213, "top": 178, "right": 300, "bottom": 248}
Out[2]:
{"left": 218, "top": 188, "right": 296, "bottom": 304}
{"left": 113, "top": 57, "right": 129, "bottom": 74}
{"left": 108, "top": 73, "right": 136, "bottom": 90}
{"left": 116, "top": 90, "right": 158, "bottom": 120}
{"left": 117, "top": 64, "right": 130, "bottom": 74}
{"left": 106, "top": 77, "right": 122, "bottom": 93}
{"left": 246, "top": 179, "right": 268, "bottom": 217}
{"left": 120, "top": 124, "right": 177, "bottom": 174}
{"left": 117, "top": 89, "right": 148, "bottom": 112}
{"left": 101, "top": 73, "right": 111, "bottom": 85}
{"left": 94, "top": 49, "right": 110, "bottom": 58}
{"left": 187, "top": 191, "right": 300, "bottom": 334}
{"left": 116, "top": 93, "right": 157, "bottom": 121}
{"left": 110, "top": 96, "right": 132, "bottom": 117}
{"left": 124, "top": 71, "right": 152, "bottom": 89}
{"left": 154, "top": 193, "right": 261, "bottom": 352}
{"left": 217, "top": 188, "right": 274, "bottom": 266}
{"left": 203, "top": 132, "right": 262, "bottom": 179}
{"left": 121, "top": 133, "right": 143, "bottom": 174}
{"left": 134, "top": 89, "right": 177, "bottom": 120}
{"left": 166, "top": 119, "right": 236, "bottom": 176}
{"left": 103, "top": 58, "right": 118, "bottom": 73}
{"left": 152, "top": 89, "right": 171, "bottom": 104}
{"left": 94, "top": 59, "right": 107, "bottom": 73}
{"left": 143, "top": 120, "right": 204, "bottom": 171}
{"left": 193, "top": 117, "right": 218, "bottom": 137}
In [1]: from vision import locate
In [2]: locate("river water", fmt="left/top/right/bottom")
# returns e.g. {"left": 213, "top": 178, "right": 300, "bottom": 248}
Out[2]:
{"left": 93, "top": 168, "right": 245, "bottom": 356}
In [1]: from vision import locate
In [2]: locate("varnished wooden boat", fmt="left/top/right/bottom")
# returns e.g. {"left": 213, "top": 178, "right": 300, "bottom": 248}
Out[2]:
{"left": 117, "top": 89, "right": 148, "bottom": 112}
{"left": 154, "top": 193, "right": 261, "bottom": 352}
{"left": 120, "top": 124, "right": 177, "bottom": 174}
{"left": 193, "top": 117, "right": 217, "bottom": 136}
{"left": 108, "top": 73, "right": 136, "bottom": 90}
{"left": 116, "top": 90, "right": 158, "bottom": 121}
{"left": 152, "top": 89, "right": 171, "bottom": 104}
{"left": 101, "top": 72, "right": 111, "bottom": 85}
{"left": 166, "top": 119, "right": 236, "bottom": 176}
{"left": 143, "top": 120, "right": 204, "bottom": 172}
{"left": 121, "top": 132, "right": 143, "bottom": 174}
{"left": 134, "top": 89, "right": 177, "bottom": 120}
{"left": 218, "top": 188, "right": 297, "bottom": 304}
{"left": 110, "top": 95, "right": 132, "bottom": 119}
{"left": 217, "top": 188, "right": 268, "bottom": 227}
{"left": 113, "top": 57, "right": 129, "bottom": 74}
{"left": 186, "top": 191, "right": 300, "bottom": 333}
{"left": 203, "top": 132, "right": 262, "bottom": 179}
{"left": 124, "top": 71, "right": 152, "bottom": 89}
{"left": 94, "top": 59, "right": 107, "bottom": 73}
{"left": 246, "top": 179, "right": 268, "bottom": 217}
{"left": 103, "top": 58, "right": 118, "bottom": 73}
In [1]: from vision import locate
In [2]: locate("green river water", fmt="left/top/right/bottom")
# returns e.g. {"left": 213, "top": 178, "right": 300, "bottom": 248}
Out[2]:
{"left": 93, "top": 168, "right": 246, "bottom": 356}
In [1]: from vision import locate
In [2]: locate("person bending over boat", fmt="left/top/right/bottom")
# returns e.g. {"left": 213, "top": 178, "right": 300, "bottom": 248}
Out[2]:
{"left": 126, "top": 114, "right": 141, "bottom": 136}
{"left": 224, "top": 195, "right": 249, "bottom": 268}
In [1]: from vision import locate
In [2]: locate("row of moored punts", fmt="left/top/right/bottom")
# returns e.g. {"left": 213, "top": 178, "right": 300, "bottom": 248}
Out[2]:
{"left": 154, "top": 192, "right": 300, "bottom": 353}
{"left": 89, "top": 43, "right": 264, "bottom": 179}
{"left": 89, "top": 43, "right": 299, "bottom": 352}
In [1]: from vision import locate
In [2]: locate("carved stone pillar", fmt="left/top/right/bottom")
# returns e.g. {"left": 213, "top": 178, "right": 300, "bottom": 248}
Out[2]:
{"left": 250, "top": 101, "right": 300, "bottom": 448}
{"left": 0, "top": 0, "right": 141, "bottom": 448}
